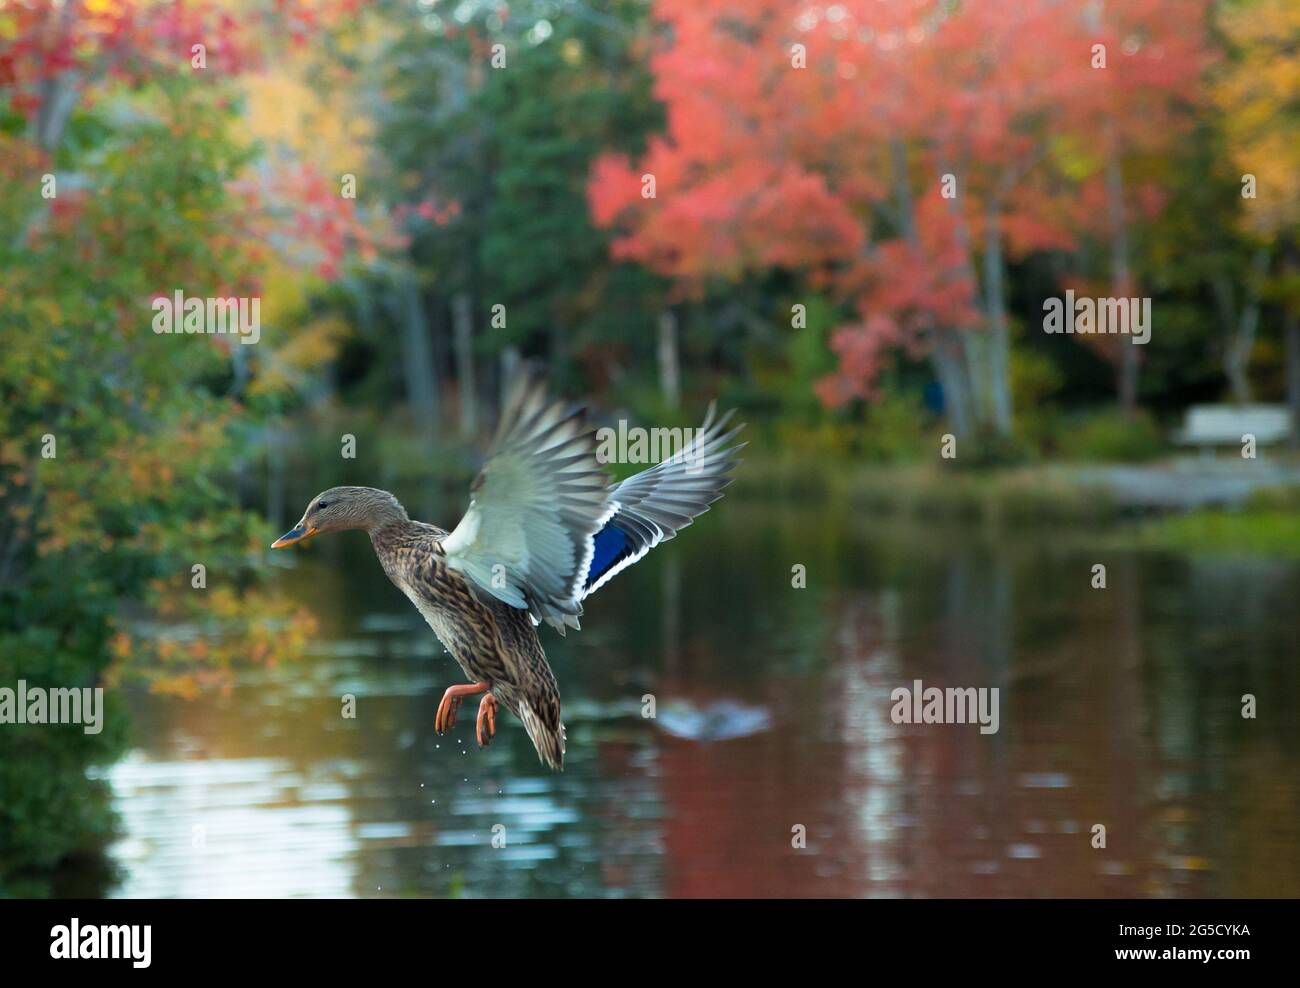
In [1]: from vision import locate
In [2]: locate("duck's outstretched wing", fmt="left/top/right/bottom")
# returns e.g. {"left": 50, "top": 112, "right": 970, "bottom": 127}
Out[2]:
{"left": 442, "top": 367, "right": 614, "bottom": 633}
{"left": 583, "top": 404, "right": 744, "bottom": 599}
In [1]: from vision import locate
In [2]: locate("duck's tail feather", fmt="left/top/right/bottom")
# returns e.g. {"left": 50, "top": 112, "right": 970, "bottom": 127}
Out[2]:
{"left": 519, "top": 701, "right": 566, "bottom": 771}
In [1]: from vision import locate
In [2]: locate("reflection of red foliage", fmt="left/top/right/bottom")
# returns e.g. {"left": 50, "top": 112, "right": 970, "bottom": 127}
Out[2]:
{"left": 645, "top": 596, "right": 1189, "bottom": 898}
{"left": 658, "top": 727, "right": 866, "bottom": 898}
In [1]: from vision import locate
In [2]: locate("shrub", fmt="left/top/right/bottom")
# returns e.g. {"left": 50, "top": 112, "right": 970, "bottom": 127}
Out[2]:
{"left": 1056, "top": 409, "right": 1165, "bottom": 463}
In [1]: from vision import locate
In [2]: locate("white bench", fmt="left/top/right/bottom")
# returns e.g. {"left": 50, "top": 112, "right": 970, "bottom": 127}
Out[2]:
{"left": 1174, "top": 404, "right": 1292, "bottom": 452}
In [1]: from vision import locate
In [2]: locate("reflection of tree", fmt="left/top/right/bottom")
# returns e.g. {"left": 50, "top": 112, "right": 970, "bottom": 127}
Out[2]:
{"left": 651, "top": 512, "right": 858, "bottom": 895}
{"left": 77, "top": 505, "right": 1300, "bottom": 898}
{"left": 651, "top": 524, "right": 1300, "bottom": 897}
{"left": 1224, "top": 746, "right": 1300, "bottom": 897}
{"left": 1144, "top": 555, "right": 1300, "bottom": 897}
{"left": 0, "top": 695, "right": 126, "bottom": 896}
{"left": 0, "top": 3, "right": 370, "bottom": 895}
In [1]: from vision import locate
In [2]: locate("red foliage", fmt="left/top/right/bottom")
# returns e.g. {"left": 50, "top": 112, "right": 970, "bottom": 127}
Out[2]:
{"left": 1, "top": 2, "right": 388, "bottom": 287}
{"left": 230, "top": 161, "right": 406, "bottom": 283}
{"left": 0, "top": 1, "right": 364, "bottom": 123}
{"left": 588, "top": 0, "right": 1212, "bottom": 405}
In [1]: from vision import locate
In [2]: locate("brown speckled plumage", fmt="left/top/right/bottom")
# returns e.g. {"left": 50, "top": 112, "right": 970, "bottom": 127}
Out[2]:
{"left": 369, "top": 518, "right": 566, "bottom": 768}
{"left": 272, "top": 367, "right": 743, "bottom": 771}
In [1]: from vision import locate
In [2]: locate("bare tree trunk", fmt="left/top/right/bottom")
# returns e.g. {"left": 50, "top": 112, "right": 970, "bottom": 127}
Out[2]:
{"left": 34, "top": 72, "right": 81, "bottom": 152}
{"left": 940, "top": 165, "right": 1010, "bottom": 438}
{"left": 500, "top": 346, "right": 521, "bottom": 401}
{"left": 909, "top": 149, "right": 977, "bottom": 436}
{"left": 401, "top": 279, "right": 439, "bottom": 449}
{"left": 932, "top": 335, "right": 973, "bottom": 439}
{"left": 982, "top": 202, "right": 1014, "bottom": 435}
{"left": 657, "top": 307, "right": 681, "bottom": 409}
{"left": 1223, "top": 248, "right": 1270, "bottom": 404}
{"left": 452, "top": 292, "right": 477, "bottom": 438}
{"left": 1226, "top": 299, "right": 1262, "bottom": 404}
{"left": 1104, "top": 125, "right": 1140, "bottom": 417}
{"left": 1287, "top": 312, "right": 1300, "bottom": 450}
{"left": 1285, "top": 249, "right": 1300, "bottom": 449}
{"left": 32, "top": 0, "right": 82, "bottom": 152}
{"left": 495, "top": 345, "right": 520, "bottom": 435}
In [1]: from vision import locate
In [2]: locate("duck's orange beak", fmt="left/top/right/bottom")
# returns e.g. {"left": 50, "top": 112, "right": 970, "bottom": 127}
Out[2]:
{"left": 271, "top": 523, "right": 318, "bottom": 549}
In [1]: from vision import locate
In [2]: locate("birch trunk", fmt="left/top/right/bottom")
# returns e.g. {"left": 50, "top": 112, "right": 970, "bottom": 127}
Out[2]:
{"left": 932, "top": 336, "right": 973, "bottom": 439}
{"left": 906, "top": 148, "right": 980, "bottom": 437}
{"left": 1222, "top": 248, "right": 1270, "bottom": 404}
{"left": 981, "top": 201, "right": 1014, "bottom": 435}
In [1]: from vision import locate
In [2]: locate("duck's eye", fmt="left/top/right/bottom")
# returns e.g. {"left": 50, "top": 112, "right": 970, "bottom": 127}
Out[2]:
{"left": 316, "top": 501, "right": 329, "bottom": 511}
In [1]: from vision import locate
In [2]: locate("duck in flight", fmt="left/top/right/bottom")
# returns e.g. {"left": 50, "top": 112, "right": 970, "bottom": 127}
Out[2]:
{"left": 271, "top": 368, "right": 744, "bottom": 769}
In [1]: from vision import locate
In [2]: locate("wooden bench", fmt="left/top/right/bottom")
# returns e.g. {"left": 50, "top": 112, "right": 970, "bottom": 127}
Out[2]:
{"left": 1174, "top": 404, "right": 1293, "bottom": 453}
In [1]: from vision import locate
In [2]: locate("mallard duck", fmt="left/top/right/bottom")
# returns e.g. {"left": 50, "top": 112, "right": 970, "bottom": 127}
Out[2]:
{"left": 271, "top": 368, "right": 744, "bottom": 769}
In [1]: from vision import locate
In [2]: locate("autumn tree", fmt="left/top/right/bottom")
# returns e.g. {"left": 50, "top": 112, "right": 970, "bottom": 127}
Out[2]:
{"left": 0, "top": 0, "right": 370, "bottom": 893}
{"left": 1213, "top": 0, "right": 1300, "bottom": 417}
{"left": 1042, "top": 0, "right": 1212, "bottom": 413}
{"left": 589, "top": 0, "right": 1212, "bottom": 439}
{"left": 372, "top": 0, "right": 662, "bottom": 433}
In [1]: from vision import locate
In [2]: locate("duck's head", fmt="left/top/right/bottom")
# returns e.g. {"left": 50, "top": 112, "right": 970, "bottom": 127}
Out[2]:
{"left": 271, "top": 486, "right": 408, "bottom": 548}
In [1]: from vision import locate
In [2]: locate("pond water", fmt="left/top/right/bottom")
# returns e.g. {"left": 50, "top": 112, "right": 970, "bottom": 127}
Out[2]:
{"left": 96, "top": 498, "right": 1300, "bottom": 897}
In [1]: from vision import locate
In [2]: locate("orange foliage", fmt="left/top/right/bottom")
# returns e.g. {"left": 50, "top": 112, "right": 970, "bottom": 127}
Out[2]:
{"left": 588, "top": 0, "right": 1212, "bottom": 403}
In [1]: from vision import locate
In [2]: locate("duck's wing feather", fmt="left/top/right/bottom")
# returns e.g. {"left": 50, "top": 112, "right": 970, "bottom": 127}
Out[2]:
{"left": 583, "top": 404, "right": 744, "bottom": 599}
{"left": 441, "top": 366, "right": 614, "bottom": 633}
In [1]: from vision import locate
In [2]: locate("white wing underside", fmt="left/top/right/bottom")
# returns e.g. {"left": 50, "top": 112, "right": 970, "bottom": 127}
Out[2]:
{"left": 442, "top": 367, "right": 614, "bottom": 633}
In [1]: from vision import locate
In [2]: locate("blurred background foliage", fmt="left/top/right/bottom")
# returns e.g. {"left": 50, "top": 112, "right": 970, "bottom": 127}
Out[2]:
{"left": 0, "top": 0, "right": 1297, "bottom": 893}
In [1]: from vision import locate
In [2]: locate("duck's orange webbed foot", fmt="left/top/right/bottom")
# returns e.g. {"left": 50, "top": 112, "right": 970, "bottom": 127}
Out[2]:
{"left": 436, "top": 682, "right": 488, "bottom": 735}
{"left": 476, "top": 692, "right": 498, "bottom": 748}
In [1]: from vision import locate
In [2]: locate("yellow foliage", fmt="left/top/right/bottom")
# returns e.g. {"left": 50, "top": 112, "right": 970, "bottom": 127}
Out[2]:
{"left": 256, "top": 257, "right": 312, "bottom": 326}
{"left": 241, "top": 55, "right": 372, "bottom": 174}
{"left": 251, "top": 314, "right": 351, "bottom": 395}
{"left": 1214, "top": 0, "right": 1300, "bottom": 238}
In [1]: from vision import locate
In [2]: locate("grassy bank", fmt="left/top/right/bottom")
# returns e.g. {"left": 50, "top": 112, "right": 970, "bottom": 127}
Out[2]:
{"left": 738, "top": 454, "right": 1120, "bottom": 527}
{"left": 1137, "top": 487, "right": 1300, "bottom": 557}
{"left": 273, "top": 412, "right": 1300, "bottom": 554}
{"left": 738, "top": 450, "right": 1300, "bottom": 556}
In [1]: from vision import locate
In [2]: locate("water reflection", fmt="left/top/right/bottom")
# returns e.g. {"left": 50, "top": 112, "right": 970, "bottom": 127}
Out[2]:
{"left": 100, "top": 505, "right": 1300, "bottom": 897}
